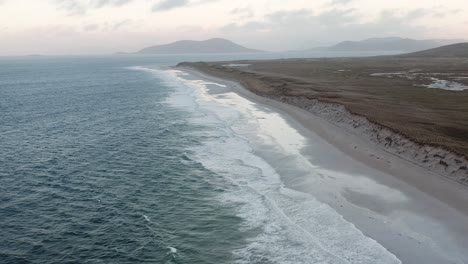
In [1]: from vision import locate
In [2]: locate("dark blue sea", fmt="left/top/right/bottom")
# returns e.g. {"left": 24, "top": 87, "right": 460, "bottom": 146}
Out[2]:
{"left": 0, "top": 53, "right": 402, "bottom": 264}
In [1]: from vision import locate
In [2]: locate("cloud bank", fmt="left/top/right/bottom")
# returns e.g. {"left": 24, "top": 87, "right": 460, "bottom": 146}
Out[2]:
{"left": 0, "top": 0, "right": 466, "bottom": 55}
{"left": 152, "top": 0, "right": 219, "bottom": 12}
{"left": 56, "top": 0, "right": 134, "bottom": 15}
{"left": 220, "top": 7, "right": 446, "bottom": 50}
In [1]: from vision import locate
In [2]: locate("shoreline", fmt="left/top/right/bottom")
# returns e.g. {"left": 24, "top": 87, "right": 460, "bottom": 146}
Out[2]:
{"left": 174, "top": 66, "right": 468, "bottom": 263}
{"left": 178, "top": 66, "right": 468, "bottom": 215}
{"left": 176, "top": 61, "right": 468, "bottom": 188}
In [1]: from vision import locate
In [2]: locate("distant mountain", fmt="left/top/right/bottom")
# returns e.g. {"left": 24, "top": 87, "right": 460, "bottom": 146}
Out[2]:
{"left": 400, "top": 42, "right": 468, "bottom": 57}
{"left": 137, "top": 38, "right": 261, "bottom": 54}
{"left": 306, "top": 37, "right": 464, "bottom": 52}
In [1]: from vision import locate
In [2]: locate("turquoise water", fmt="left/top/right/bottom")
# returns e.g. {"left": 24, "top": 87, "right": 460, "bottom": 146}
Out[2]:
{"left": 0, "top": 54, "right": 401, "bottom": 264}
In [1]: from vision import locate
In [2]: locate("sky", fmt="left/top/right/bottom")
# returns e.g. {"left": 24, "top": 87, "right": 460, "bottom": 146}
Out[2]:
{"left": 0, "top": 0, "right": 467, "bottom": 55}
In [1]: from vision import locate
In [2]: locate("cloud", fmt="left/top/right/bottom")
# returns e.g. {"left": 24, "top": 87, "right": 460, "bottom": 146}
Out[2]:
{"left": 223, "top": 8, "right": 431, "bottom": 34}
{"left": 56, "top": 0, "right": 86, "bottom": 15}
{"left": 110, "top": 19, "right": 133, "bottom": 30}
{"left": 83, "top": 23, "right": 100, "bottom": 31}
{"left": 329, "top": 0, "right": 353, "bottom": 4}
{"left": 81, "top": 20, "right": 134, "bottom": 32}
{"left": 151, "top": 0, "right": 219, "bottom": 12}
{"left": 94, "top": 0, "right": 133, "bottom": 7}
{"left": 317, "top": 8, "right": 356, "bottom": 26}
{"left": 152, "top": 0, "right": 188, "bottom": 11}
{"left": 220, "top": 8, "right": 435, "bottom": 51}
{"left": 265, "top": 9, "right": 316, "bottom": 26}
{"left": 403, "top": 8, "right": 430, "bottom": 20}
{"left": 55, "top": 0, "right": 134, "bottom": 15}
{"left": 230, "top": 7, "right": 254, "bottom": 19}
{"left": 30, "top": 25, "right": 80, "bottom": 37}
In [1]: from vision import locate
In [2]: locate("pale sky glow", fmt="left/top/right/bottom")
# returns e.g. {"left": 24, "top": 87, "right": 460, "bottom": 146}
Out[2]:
{"left": 0, "top": 0, "right": 467, "bottom": 55}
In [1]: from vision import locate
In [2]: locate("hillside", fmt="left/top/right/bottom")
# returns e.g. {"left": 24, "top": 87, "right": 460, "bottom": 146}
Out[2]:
{"left": 307, "top": 37, "right": 462, "bottom": 52}
{"left": 137, "top": 38, "right": 260, "bottom": 54}
{"left": 400, "top": 42, "right": 468, "bottom": 57}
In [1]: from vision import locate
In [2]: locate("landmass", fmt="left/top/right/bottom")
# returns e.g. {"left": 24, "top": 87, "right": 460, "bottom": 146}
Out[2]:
{"left": 178, "top": 42, "right": 468, "bottom": 185}
{"left": 303, "top": 37, "right": 463, "bottom": 52}
{"left": 137, "top": 38, "right": 261, "bottom": 54}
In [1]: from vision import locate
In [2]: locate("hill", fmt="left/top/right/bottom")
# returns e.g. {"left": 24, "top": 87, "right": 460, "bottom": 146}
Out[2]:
{"left": 137, "top": 38, "right": 261, "bottom": 54}
{"left": 307, "top": 37, "right": 462, "bottom": 52}
{"left": 400, "top": 42, "right": 468, "bottom": 57}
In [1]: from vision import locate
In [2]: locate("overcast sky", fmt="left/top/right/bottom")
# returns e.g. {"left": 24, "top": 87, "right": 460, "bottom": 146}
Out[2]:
{"left": 0, "top": 0, "right": 467, "bottom": 55}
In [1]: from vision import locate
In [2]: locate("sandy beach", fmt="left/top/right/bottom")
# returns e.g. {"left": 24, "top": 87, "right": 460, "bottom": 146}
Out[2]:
{"left": 177, "top": 57, "right": 468, "bottom": 187}
{"left": 175, "top": 66, "right": 468, "bottom": 263}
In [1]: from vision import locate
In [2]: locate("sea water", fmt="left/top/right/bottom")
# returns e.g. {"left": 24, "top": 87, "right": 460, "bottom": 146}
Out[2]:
{"left": 0, "top": 54, "right": 400, "bottom": 263}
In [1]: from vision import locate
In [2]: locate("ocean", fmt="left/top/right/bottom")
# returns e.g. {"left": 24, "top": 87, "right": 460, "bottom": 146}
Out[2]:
{"left": 0, "top": 54, "right": 401, "bottom": 264}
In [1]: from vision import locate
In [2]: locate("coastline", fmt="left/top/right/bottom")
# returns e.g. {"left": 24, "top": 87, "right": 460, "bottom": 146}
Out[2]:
{"left": 175, "top": 65, "right": 468, "bottom": 263}
{"left": 176, "top": 60, "right": 468, "bottom": 187}
{"left": 178, "top": 66, "right": 468, "bottom": 212}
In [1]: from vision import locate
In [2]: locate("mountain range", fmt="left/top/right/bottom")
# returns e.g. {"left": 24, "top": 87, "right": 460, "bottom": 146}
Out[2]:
{"left": 126, "top": 37, "right": 465, "bottom": 55}
{"left": 305, "top": 37, "right": 464, "bottom": 52}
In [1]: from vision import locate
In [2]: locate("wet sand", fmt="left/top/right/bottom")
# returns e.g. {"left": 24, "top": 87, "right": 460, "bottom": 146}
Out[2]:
{"left": 178, "top": 67, "right": 468, "bottom": 264}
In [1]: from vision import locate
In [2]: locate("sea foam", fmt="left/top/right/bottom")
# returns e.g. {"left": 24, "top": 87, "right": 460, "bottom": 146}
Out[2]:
{"left": 136, "top": 67, "right": 402, "bottom": 264}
